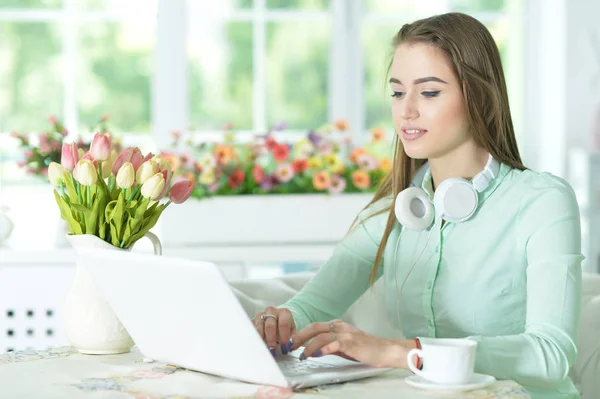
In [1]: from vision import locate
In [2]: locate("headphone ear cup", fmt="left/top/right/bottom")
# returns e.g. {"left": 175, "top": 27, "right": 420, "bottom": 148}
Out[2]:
{"left": 434, "top": 178, "right": 478, "bottom": 223}
{"left": 395, "top": 187, "right": 434, "bottom": 230}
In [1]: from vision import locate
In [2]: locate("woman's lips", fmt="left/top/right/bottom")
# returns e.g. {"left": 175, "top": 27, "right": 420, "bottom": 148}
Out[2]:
{"left": 401, "top": 128, "right": 428, "bottom": 141}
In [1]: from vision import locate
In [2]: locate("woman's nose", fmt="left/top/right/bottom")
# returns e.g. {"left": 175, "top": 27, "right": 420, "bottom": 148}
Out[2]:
{"left": 401, "top": 100, "right": 419, "bottom": 120}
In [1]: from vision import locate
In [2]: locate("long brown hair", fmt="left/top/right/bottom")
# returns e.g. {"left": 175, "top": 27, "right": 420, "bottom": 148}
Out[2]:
{"left": 357, "top": 12, "right": 527, "bottom": 284}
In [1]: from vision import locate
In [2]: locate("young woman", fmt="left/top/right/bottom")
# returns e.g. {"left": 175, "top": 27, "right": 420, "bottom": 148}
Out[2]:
{"left": 252, "top": 12, "right": 583, "bottom": 399}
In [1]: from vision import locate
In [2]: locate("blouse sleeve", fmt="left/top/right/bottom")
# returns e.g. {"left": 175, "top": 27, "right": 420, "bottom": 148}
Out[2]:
{"left": 279, "top": 202, "right": 389, "bottom": 330}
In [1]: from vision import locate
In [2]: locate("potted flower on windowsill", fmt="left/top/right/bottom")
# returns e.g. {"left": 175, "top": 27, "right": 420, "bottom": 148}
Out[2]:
{"left": 158, "top": 121, "right": 393, "bottom": 247}
{"left": 48, "top": 131, "right": 194, "bottom": 355}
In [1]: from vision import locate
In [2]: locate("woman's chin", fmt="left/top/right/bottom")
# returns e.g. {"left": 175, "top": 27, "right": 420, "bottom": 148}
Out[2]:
{"left": 402, "top": 143, "right": 431, "bottom": 160}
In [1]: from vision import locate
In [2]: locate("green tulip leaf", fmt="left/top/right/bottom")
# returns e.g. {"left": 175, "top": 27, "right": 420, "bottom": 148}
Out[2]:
{"left": 53, "top": 190, "right": 82, "bottom": 235}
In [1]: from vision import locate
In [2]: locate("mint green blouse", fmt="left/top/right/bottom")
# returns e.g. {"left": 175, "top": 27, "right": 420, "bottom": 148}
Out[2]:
{"left": 281, "top": 163, "right": 583, "bottom": 399}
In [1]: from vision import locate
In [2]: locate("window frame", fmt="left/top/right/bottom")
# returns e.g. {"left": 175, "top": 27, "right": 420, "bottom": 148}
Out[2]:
{"left": 0, "top": 0, "right": 519, "bottom": 147}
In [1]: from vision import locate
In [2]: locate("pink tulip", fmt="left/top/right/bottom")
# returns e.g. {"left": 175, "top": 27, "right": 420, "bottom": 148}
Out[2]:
{"left": 157, "top": 168, "right": 173, "bottom": 199}
{"left": 111, "top": 147, "right": 153, "bottom": 176}
{"left": 169, "top": 180, "right": 194, "bottom": 204}
{"left": 90, "top": 132, "right": 111, "bottom": 161}
{"left": 130, "top": 148, "right": 147, "bottom": 172}
{"left": 112, "top": 148, "right": 133, "bottom": 175}
{"left": 61, "top": 142, "right": 79, "bottom": 171}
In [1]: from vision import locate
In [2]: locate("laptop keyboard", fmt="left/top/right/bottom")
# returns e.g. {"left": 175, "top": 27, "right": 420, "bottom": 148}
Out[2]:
{"left": 277, "top": 357, "right": 338, "bottom": 376}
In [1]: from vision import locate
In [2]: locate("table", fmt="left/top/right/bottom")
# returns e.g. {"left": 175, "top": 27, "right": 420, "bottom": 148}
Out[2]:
{"left": 0, "top": 346, "right": 531, "bottom": 399}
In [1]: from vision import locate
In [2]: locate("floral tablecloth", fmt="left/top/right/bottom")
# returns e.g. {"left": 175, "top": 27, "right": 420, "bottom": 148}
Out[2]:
{"left": 0, "top": 346, "right": 531, "bottom": 399}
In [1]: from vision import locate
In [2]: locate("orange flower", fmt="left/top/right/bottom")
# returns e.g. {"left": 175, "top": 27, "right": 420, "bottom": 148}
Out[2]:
{"left": 349, "top": 148, "right": 367, "bottom": 163}
{"left": 333, "top": 119, "right": 350, "bottom": 131}
{"left": 161, "top": 152, "right": 181, "bottom": 172}
{"left": 379, "top": 157, "right": 392, "bottom": 173}
{"left": 214, "top": 145, "right": 234, "bottom": 164}
{"left": 312, "top": 171, "right": 331, "bottom": 191}
{"left": 352, "top": 170, "right": 371, "bottom": 189}
{"left": 370, "top": 127, "right": 386, "bottom": 142}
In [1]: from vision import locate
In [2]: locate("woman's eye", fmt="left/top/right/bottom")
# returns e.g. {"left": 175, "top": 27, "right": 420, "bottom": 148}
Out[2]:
{"left": 391, "top": 91, "right": 405, "bottom": 98}
{"left": 422, "top": 90, "right": 441, "bottom": 98}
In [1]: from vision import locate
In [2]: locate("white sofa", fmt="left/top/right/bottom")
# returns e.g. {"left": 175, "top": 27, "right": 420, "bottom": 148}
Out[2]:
{"left": 230, "top": 272, "right": 600, "bottom": 398}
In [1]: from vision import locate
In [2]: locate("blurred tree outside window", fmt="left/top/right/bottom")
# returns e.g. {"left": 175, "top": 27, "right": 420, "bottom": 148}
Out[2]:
{"left": 0, "top": 0, "right": 522, "bottom": 174}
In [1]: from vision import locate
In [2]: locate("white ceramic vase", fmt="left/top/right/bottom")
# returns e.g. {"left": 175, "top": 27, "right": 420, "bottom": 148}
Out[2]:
{"left": 64, "top": 232, "right": 162, "bottom": 354}
{"left": 0, "top": 205, "right": 13, "bottom": 245}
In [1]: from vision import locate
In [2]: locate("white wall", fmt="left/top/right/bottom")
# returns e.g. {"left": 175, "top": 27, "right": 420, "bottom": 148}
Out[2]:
{"left": 524, "top": 0, "right": 600, "bottom": 178}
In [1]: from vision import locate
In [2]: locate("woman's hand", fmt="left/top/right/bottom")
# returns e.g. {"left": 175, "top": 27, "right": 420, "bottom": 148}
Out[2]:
{"left": 290, "top": 319, "right": 414, "bottom": 368}
{"left": 252, "top": 306, "right": 296, "bottom": 356}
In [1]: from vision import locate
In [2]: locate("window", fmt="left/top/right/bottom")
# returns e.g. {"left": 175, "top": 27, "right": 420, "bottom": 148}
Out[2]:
{"left": 1, "top": 0, "right": 524, "bottom": 155}
{"left": 0, "top": 0, "right": 156, "bottom": 134}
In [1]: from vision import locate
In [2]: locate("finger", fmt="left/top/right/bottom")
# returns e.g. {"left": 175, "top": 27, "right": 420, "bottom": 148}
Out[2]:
{"left": 299, "top": 332, "right": 336, "bottom": 360}
{"left": 263, "top": 307, "right": 279, "bottom": 355}
{"left": 290, "top": 321, "right": 330, "bottom": 350}
{"left": 277, "top": 309, "right": 295, "bottom": 354}
{"left": 291, "top": 320, "right": 347, "bottom": 350}
{"left": 319, "top": 339, "right": 344, "bottom": 357}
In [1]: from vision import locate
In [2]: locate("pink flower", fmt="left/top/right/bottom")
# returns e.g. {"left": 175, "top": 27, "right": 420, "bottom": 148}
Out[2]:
{"left": 253, "top": 165, "right": 266, "bottom": 184}
{"left": 38, "top": 134, "right": 51, "bottom": 154}
{"left": 90, "top": 132, "right": 111, "bottom": 161}
{"left": 61, "top": 142, "right": 79, "bottom": 171}
{"left": 328, "top": 175, "right": 347, "bottom": 194}
{"left": 254, "top": 386, "right": 294, "bottom": 399}
{"left": 317, "top": 141, "right": 333, "bottom": 155}
{"left": 48, "top": 115, "right": 57, "bottom": 125}
{"left": 112, "top": 148, "right": 150, "bottom": 175}
{"left": 169, "top": 180, "right": 194, "bottom": 204}
{"left": 357, "top": 153, "right": 377, "bottom": 171}
{"left": 275, "top": 163, "right": 294, "bottom": 183}
{"left": 24, "top": 150, "right": 33, "bottom": 159}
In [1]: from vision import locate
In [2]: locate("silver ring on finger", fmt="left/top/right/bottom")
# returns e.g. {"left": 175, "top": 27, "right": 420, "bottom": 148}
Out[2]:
{"left": 328, "top": 321, "right": 335, "bottom": 331}
{"left": 261, "top": 314, "right": 277, "bottom": 322}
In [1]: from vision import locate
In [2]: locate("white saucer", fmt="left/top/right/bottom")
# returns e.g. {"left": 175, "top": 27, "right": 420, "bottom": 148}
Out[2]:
{"left": 405, "top": 373, "right": 496, "bottom": 392}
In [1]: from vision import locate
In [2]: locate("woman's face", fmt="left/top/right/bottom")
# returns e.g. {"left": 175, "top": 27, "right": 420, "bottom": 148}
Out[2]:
{"left": 390, "top": 43, "right": 470, "bottom": 160}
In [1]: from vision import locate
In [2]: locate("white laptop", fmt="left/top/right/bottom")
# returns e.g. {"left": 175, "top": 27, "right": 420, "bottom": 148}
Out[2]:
{"left": 79, "top": 248, "right": 391, "bottom": 389}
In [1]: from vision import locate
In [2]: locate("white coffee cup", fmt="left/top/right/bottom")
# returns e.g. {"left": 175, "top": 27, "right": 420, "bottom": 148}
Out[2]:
{"left": 406, "top": 338, "right": 477, "bottom": 385}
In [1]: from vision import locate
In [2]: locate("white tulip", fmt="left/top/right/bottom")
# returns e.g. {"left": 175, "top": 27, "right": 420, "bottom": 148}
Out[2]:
{"left": 116, "top": 162, "right": 135, "bottom": 189}
{"left": 48, "top": 162, "right": 66, "bottom": 186}
{"left": 76, "top": 160, "right": 98, "bottom": 186}
{"left": 136, "top": 160, "right": 158, "bottom": 184}
{"left": 141, "top": 173, "right": 165, "bottom": 200}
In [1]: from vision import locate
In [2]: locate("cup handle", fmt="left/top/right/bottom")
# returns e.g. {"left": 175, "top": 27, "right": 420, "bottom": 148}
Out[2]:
{"left": 143, "top": 232, "right": 162, "bottom": 255}
{"left": 406, "top": 348, "right": 425, "bottom": 377}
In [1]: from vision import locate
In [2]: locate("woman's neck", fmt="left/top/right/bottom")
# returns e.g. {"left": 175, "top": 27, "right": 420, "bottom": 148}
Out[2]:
{"left": 428, "top": 142, "right": 490, "bottom": 190}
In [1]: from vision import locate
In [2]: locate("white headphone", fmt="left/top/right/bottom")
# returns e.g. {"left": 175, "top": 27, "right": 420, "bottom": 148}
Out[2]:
{"left": 394, "top": 154, "right": 500, "bottom": 230}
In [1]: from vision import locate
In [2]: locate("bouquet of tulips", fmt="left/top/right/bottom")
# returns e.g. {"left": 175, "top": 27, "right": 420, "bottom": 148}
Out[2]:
{"left": 48, "top": 132, "right": 194, "bottom": 249}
